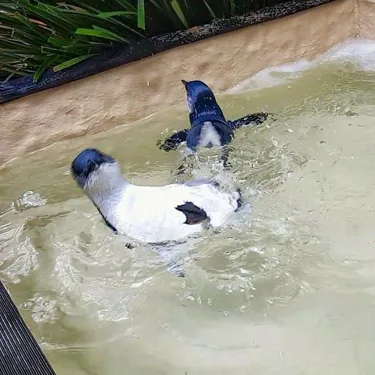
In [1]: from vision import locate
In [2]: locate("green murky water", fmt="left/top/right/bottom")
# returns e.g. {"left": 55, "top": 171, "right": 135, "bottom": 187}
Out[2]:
{"left": 2, "top": 40, "right": 375, "bottom": 374}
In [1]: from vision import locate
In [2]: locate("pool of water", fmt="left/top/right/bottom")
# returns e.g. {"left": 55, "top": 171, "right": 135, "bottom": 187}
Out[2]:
{"left": 2, "top": 39, "right": 375, "bottom": 374}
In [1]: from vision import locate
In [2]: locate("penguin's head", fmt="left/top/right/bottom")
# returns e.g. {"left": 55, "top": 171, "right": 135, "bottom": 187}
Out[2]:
{"left": 71, "top": 148, "right": 120, "bottom": 191}
{"left": 181, "top": 79, "right": 226, "bottom": 126}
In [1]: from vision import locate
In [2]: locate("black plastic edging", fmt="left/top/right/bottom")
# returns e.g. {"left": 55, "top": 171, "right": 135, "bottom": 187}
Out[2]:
{"left": 0, "top": 0, "right": 337, "bottom": 104}
{"left": 0, "top": 281, "right": 57, "bottom": 375}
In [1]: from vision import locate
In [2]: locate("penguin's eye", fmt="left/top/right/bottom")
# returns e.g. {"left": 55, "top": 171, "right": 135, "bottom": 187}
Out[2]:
{"left": 86, "top": 160, "right": 98, "bottom": 175}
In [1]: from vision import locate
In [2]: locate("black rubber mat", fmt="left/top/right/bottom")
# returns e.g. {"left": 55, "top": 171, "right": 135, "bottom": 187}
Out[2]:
{"left": 0, "top": 281, "right": 56, "bottom": 375}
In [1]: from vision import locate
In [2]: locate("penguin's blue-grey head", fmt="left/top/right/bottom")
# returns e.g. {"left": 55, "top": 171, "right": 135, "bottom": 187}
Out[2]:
{"left": 181, "top": 79, "right": 226, "bottom": 127}
{"left": 71, "top": 148, "right": 121, "bottom": 191}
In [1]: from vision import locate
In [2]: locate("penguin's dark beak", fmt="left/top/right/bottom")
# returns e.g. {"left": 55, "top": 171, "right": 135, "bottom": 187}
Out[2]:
{"left": 181, "top": 79, "right": 188, "bottom": 88}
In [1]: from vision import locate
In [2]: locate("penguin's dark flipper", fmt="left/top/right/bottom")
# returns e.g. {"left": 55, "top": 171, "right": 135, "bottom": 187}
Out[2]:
{"left": 175, "top": 201, "right": 209, "bottom": 225}
{"left": 157, "top": 129, "right": 189, "bottom": 152}
{"left": 229, "top": 112, "right": 273, "bottom": 130}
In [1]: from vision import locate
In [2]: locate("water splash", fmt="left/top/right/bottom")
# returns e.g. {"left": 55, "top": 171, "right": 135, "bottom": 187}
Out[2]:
{"left": 226, "top": 39, "right": 375, "bottom": 94}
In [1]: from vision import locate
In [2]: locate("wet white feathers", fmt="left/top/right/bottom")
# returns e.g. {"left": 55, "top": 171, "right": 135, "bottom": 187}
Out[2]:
{"left": 84, "top": 163, "right": 241, "bottom": 243}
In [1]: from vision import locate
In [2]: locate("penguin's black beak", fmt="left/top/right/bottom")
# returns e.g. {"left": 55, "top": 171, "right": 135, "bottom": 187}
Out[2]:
{"left": 181, "top": 79, "right": 188, "bottom": 88}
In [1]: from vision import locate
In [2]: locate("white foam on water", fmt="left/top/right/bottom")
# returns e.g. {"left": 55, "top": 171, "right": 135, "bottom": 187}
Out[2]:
{"left": 226, "top": 38, "right": 375, "bottom": 94}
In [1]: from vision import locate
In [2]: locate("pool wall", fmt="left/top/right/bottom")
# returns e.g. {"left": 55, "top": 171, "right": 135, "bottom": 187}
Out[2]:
{"left": 0, "top": 0, "right": 363, "bottom": 167}
{"left": 359, "top": 0, "right": 375, "bottom": 38}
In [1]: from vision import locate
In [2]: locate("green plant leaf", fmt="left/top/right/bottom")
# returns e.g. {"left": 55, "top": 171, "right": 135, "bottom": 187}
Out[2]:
{"left": 203, "top": 0, "right": 217, "bottom": 18}
{"left": 0, "top": 0, "right": 286, "bottom": 82}
{"left": 113, "top": 0, "right": 136, "bottom": 11}
{"left": 137, "top": 0, "right": 145, "bottom": 30}
{"left": 75, "top": 27, "right": 128, "bottom": 43}
{"left": 14, "top": 12, "right": 50, "bottom": 40}
{"left": 33, "top": 55, "right": 56, "bottom": 82}
{"left": 93, "top": 25, "right": 130, "bottom": 42}
{"left": 229, "top": 0, "right": 236, "bottom": 16}
{"left": 2, "top": 66, "right": 30, "bottom": 76}
{"left": 97, "top": 11, "right": 136, "bottom": 19}
{"left": 170, "top": 0, "right": 188, "bottom": 28}
{"left": 52, "top": 53, "right": 95, "bottom": 72}
{"left": 17, "top": 1, "right": 74, "bottom": 34}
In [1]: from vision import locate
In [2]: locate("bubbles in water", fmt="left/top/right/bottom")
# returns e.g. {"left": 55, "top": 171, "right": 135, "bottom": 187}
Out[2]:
{"left": 20, "top": 294, "right": 62, "bottom": 324}
{"left": 13, "top": 190, "right": 47, "bottom": 212}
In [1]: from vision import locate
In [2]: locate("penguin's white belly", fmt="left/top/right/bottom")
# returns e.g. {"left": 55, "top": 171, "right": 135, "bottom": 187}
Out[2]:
{"left": 199, "top": 122, "right": 222, "bottom": 148}
{"left": 112, "top": 202, "right": 206, "bottom": 243}
{"left": 106, "top": 184, "right": 238, "bottom": 243}
{"left": 115, "top": 215, "right": 206, "bottom": 243}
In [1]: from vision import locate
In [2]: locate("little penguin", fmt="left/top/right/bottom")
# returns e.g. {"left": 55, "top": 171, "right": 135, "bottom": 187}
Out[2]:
{"left": 71, "top": 148, "right": 244, "bottom": 244}
{"left": 157, "top": 79, "right": 272, "bottom": 152}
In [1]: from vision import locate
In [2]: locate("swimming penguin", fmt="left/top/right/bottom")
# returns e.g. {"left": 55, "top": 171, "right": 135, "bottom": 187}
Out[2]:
{"left": 71, "top": 148, "right": 244, "bottom": 244}
{"left": 157, "top": 79, "right": 271, "bottom": 153}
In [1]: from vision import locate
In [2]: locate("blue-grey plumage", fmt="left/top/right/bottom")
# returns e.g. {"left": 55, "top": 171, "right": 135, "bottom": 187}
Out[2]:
{"left": 157, "top": 79, "right": 272, "bottom": 152}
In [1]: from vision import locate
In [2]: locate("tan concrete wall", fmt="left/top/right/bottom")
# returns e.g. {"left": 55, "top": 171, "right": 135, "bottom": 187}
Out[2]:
{"left": 0, "top": 0, "right": 355, "bottom": 167}
{"left": 358, "top": 0, "right": 375, "bottom": 38}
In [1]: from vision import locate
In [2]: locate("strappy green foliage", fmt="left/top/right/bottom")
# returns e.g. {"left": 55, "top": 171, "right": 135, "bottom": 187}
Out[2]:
{"left": 0, "top": 0, "right": 288, "bottom": 82}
